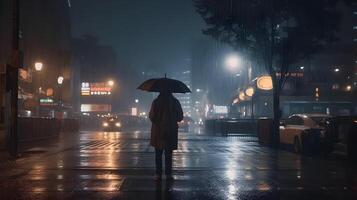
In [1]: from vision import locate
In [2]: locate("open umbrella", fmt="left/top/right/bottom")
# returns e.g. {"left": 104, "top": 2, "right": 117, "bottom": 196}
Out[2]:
{"left": 137, "top": 76, "right": 191, "bottom": 93}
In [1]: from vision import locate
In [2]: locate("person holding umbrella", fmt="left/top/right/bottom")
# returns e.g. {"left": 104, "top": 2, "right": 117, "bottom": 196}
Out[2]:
{"left": 138, "top": 76, "right": 190, "bottom": 181}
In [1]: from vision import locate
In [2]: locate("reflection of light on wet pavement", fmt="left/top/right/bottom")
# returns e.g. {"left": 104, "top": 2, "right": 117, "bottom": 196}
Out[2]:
{"left": 245, "top": 174, "right": 253, "bottom": 180}
{"left": 33, "top": 164, "right": 45, "bottom": 170}
{"left": 57, "top": 160, "right": 64, "bottom": 168}
{"left": 57, "top": 174, "right": 63, "bottom": 180}
{"left": 2, "top": 130, "right": 355, "bottom": 199}
{"left": 257, "top": 182, "right": 272, "bottom": 191}
{"left": 32, "top": 187, "right": 46, "bottom": 193}
{"left": 226, "top": 170, "right": 237, "bottom": 181}
{"left": 227, "top": 184, "right": 238, "bottom": 200}
{"left": 56, "top": 184, "right": 64, "bottom": 191}
{"left": 79, "top": 174, "right": 91, "bottom": 179}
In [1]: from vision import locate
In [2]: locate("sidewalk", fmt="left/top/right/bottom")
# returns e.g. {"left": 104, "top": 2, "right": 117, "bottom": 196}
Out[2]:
{"left": 0, "top": 130, "right": 356, "bottom": 200}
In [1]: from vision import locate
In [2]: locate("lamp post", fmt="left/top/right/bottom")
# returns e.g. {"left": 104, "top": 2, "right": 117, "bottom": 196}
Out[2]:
{"left": 224, "top": 53, "right": 243, "bottom": 118}
{"left": 57, "top": 76, "right": 64, "bottom": 117}
{"left": 107, "top": 80, "right": 115, "bottom": 113}
{"left": 224, "top": 53, "right": 242, "bottom": 89}
{"left": 34, "top": 62, "right": 44, "bottom": 117}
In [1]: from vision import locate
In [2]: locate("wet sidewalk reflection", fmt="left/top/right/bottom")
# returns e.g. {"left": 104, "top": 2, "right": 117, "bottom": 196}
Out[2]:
{"left": 0, "top": 130, "right": 356, "bottom": 199}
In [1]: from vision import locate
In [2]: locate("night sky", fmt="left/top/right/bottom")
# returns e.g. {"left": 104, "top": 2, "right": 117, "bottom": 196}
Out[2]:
{"left": 71, "top": 0, "right": 205, "bottom": 72}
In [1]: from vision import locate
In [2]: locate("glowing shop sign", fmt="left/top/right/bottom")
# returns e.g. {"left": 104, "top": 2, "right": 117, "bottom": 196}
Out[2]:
{"left": 81, "top": 82, "right": 112, "bottom": 96}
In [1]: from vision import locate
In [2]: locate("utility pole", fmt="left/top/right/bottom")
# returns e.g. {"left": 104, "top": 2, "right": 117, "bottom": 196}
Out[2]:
{"left": 6, "top": 0, "right": 21, "bottom": 157}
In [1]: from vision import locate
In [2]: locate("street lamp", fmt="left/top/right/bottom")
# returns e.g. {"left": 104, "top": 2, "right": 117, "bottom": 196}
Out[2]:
{"left": 346, "top": 85, "right": 352, "bottom": 92}
{"left": 34, "top": 62, "right": 43, "bottom": 71}
{"left": 57, "top": 76, "right": 64, "bottom": 115}
{"left": 135, "top": 99, "right": 139, "bottom": 103}
{"left": 57, "top": 76, "right": 64, "bottom": 85}
{"left": 34, "top": 62, "right": 44, "bottom": 117}
{"left": 107, "top": 80, "right": 114, "bottom": 87}
{"left": 334, "top": 67, "right": 340, "bottom": 72}
{"left": 225, "top": 54, "right": 241, "bottom": 72}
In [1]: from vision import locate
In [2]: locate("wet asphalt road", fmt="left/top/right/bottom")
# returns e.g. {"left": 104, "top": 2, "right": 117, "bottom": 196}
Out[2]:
{"left": 0, "top": 129, "right": 356, "bottom": 200}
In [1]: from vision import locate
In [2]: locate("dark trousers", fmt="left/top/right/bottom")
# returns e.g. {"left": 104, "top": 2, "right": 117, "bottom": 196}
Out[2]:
{"left": 155, "top": 148, "right": 173, "bottom": 176}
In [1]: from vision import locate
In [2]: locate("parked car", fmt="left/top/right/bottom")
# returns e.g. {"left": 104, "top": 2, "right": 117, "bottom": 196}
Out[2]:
{"left": 279, "top": 114, "right": 333, "bottom": 154}
{"left": 102, "top": 117, "right": 122, "bottom": 132}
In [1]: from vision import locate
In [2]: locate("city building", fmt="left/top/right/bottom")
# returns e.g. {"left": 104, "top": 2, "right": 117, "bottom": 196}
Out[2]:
{"left": 0, "top": 0, "right": 72, "bottom": 120}
{"left": 172, "top": 70, "right": 192, "bottom": 117}
{"left": 71, "top": 35, "right": 118, "bottom": 115}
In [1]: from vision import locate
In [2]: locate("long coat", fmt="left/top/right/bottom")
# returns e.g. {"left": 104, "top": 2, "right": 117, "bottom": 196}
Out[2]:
{"left": 149, "top": 94, "right": 183, "bottom": 150}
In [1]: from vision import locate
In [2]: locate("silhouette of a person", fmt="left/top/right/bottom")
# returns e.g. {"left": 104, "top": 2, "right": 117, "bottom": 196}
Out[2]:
{"left": 149, "top": 91, "right": 183, "bottom": 181}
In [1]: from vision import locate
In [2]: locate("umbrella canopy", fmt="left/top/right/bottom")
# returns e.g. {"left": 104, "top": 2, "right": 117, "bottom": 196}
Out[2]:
{"left": 137, "top": 77, "right": 191, "bottom": 93}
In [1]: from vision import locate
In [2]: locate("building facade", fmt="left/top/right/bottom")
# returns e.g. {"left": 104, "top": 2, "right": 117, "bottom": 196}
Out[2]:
{"left": 71, "top": 35, "right": 118, "bottom": 114}
{"left": 172, "top": 70, "right": 192, "bottom": 117}
{"left": 0, "top": 0, "right": 72, "bottom": 120}
{"left": 231, "top": 2, "right": 357, "bottom": 119}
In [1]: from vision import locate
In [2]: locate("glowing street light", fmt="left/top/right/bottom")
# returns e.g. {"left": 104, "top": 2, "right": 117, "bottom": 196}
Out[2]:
{"left": 34, "top": 62, "right": 43, "bottom": 71}
{"left": 135, "top": 99, "right": 139, "bottom": 103}
{"left": 107, "top": 80, "right": 114, "bottom": 87}
{"left": 57, "top": 76, "right": 64, "bottom": 85}
{"left": 245, "top": 87, "right": 255, "bottom": 97}
{"left": 346, "top": 85, "right": 352, "bottom": 92}
{"left": 225, "top": 54, "right": 241, "bottom": 72}
{"left": 334, "top": 68, "right": 340, "bottom": 72}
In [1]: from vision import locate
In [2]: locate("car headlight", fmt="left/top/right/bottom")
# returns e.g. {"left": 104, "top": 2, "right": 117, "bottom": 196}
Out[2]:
{"left": 103, "top": 122, "right": 109, "bottom": 127}
{"left": 115, "top": 122, "right": 121, "bottom": 127}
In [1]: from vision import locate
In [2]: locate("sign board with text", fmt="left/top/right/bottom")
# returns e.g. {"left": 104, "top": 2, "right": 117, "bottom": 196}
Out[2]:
{"left": 81, "top": 82, "right": 112, "bottom": 96}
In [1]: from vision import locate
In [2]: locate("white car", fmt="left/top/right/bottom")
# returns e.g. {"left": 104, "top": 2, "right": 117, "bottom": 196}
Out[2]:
{"left": 279, "top": 114, "right": 332, "bottom": 153}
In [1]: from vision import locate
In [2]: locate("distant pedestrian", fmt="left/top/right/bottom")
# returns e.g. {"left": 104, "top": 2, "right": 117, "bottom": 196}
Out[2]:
{"left": 149, "top": 91, "right": 183, "bottom": 181}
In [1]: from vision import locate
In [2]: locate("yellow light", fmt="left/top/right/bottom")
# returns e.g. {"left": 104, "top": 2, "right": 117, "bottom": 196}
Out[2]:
{"left": 107, "top": 80, "right": 114, "bottom": 87}
{"left": 34, "top": 62, "right": 43, "bottom": 71}
{"left": 57, "top": 76, "right": 64, "bottom": 85}
{"left": 115, "top": 122, "right": 121, "bottom": 127}
{"left": 257, "top": 76, "right": 273, "bottom": 90}
{"left": 245, "top": 87, "right": 255, "bottom": 97}
{"left": 346, "top": 85, "right": 352, "bottom": 91}
{"left": 233, "top": 98, "right": 239, "bottom": 104}
{"left": 103, "top": 122, "right": 109, "bottom": 127}
{"left": 239, "top": 91, "right": 246, "bottom": 100}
